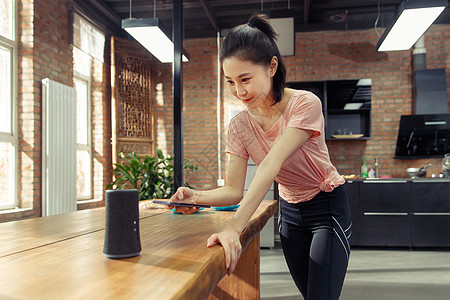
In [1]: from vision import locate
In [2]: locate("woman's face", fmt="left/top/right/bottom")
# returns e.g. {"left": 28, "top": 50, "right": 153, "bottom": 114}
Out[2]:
{"left": 222, "top": 56, "right": 277, "bottom": 109}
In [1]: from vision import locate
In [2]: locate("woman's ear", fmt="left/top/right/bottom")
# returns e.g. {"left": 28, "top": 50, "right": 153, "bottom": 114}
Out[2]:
{"left": 268, "top": 56, "right": 278, "bottom": 77}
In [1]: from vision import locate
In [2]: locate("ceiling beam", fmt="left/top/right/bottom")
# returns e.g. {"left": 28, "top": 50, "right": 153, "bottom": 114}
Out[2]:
{"left": 83, "top": 0, "right": 122, "bottom": 25}
{"left": 303, "top": 0, "right": 310, "bottom": 24}
{"left": 198, "top": 0, "right": 219, "bottom": 30}
{"left": 70, "top": 0, "right": 122, "bottom": 34}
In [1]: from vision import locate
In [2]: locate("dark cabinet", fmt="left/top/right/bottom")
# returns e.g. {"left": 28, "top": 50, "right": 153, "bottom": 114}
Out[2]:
{"left": 327, "top": 110, "right": 371, "bottom": 140}
{"left": 411, "top": 181, "right": 450, "bottom": 247}
{"left": 348, "top": 179, "right": 450, "bottom": 248}
{"left": 359, "top": 180, "right": 410, "bottom": 247}
{"left": 287, "top": 79, "right": 371, "bottom": 140}
{"left": 412, "top": 215, "right": 450, "bottom": 247}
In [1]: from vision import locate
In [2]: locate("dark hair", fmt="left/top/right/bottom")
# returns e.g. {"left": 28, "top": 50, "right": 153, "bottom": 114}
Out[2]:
{"left": 220, "top": 14, "right": 287, "bottom": 104}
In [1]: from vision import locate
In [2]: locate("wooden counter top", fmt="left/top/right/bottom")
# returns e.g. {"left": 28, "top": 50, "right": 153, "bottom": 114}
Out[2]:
{"left": 0, "top": 207, "right": 164, "bottom": 258}
{"left": 0, "top": 200, "right": 277, "bottom": 299}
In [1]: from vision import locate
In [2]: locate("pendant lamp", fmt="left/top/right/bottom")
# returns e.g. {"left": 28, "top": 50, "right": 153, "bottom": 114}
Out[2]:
{"left": 377, "top": 0, "right": 447, "bottom": 51}
{"left": 122, "top": 0, "right": 189, "bottom": 63}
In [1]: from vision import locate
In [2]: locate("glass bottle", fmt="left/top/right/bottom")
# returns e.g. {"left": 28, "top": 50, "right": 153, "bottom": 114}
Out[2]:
{"left": 361, "top": 159, "right": 368, "bottom": 178}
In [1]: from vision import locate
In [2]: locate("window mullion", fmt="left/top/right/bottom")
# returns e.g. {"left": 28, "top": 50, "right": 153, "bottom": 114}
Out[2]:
{"left": 0, "top": 0, "right": 17, "bottom": 210}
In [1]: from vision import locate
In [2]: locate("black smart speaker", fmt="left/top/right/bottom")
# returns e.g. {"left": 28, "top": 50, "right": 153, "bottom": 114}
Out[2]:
{"left": 103, "top": 189, "right": 141, "bottom": 259}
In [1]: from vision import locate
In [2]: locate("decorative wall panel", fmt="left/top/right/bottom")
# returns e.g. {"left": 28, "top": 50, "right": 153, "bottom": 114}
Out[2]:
{"left": 111, "top": 36, "right": 155, "bottom": 162}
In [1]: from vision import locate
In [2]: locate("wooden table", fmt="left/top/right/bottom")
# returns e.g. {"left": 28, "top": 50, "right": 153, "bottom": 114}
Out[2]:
{"left": 0, "top": 200, "right": 277, "bottom": 299}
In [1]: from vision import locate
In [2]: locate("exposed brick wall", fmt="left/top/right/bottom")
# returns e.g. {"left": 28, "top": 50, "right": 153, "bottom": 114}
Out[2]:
{"left": 153, "top": 38, "right": 235, "bottom": 190}
{"left": 3, "top": 3, "right": 448, "bottom": 222}
{"left": 284, "top": 26, "right": 449, "bottom": 178}
{"left": 2, "top": 0, "right": 112, "bottom": 222}
{"left": 155, "top": 24, "right": 449, "bottom": 188}
{"left": 285, "top": 28, "right": 416, "bottom": 177}
{"left": 426, "top": 25, "right": 450, "bottom": 113}
{"left": 153, "top": 64, "right": 173, "bottom": 159}
{"left": 15, "top": 0, "right": 38, "bottom": 220}
{"left": 14, "top": 0, "right": 74, "bottom": 222}
{"left": 183, "top": 38, "right": 222, "bottom": 189}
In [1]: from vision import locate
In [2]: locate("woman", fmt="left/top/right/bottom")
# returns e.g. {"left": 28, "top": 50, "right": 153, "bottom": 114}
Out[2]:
{"left": 169, "top": 14, "right": 352, "bottom": 300}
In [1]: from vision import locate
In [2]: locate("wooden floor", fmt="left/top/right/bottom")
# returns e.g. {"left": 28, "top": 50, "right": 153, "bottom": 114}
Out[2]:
{"left": 260, "top": 242, "right": 450, "bottom": 300}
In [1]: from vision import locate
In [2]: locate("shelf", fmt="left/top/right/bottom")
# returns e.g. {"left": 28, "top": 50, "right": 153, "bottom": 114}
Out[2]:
{"left": 326, "top": 137, "right": 370, "bottom": 141}
{"left": 331, "top": 134, "right": 364, "bottom": 139}
{"left": 288, "top": 79, "right": 372, "bottom": 139}
{"left": 327, "top": 108, "right": 370, "bottom": 114}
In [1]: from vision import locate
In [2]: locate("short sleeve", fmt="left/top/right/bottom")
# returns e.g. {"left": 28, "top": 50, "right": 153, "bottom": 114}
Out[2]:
{"left": 286, "top": 91, "right": 323, "bottom": 138}
{"left": 225, "top": 113, "right": 250, "bottom": 160}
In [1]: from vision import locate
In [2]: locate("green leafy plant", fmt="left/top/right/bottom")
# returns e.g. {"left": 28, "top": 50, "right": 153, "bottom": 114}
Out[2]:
{"left": 106, "top": 148, "right": 198, "bottom": 200}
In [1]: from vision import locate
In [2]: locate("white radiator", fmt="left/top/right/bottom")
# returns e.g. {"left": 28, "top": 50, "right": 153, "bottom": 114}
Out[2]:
{"left": 41, "top": 78, "right": 77, "bottom": 216}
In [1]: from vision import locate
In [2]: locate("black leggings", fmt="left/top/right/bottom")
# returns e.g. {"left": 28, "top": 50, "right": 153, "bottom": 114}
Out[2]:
{"left": 279, "top": 184, "right": 352, "bottom": 300}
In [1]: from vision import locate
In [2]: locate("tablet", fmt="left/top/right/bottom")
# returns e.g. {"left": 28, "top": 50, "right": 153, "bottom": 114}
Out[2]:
{"left": 152, "top": 200, "right": 211, "bottom": 208}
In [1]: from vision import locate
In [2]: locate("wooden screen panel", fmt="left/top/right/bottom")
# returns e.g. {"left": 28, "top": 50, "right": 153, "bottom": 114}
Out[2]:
{"left": 111, "top": 36, "right": 155, "bottom": 163}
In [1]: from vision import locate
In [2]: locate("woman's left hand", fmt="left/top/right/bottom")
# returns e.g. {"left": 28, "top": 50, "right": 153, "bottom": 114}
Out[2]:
{"left": 207, "top": 227, "right": 242, "bottom": 276}
{"left": 168, "top": 187, "right": 201, "bottom": 214}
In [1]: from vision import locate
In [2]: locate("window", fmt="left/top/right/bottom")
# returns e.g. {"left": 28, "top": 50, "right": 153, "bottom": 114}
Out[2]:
{"left": 0, "top": 0, "right": 17, "bottom": 210}
{"left": 72, "top": 13, "right": 105, "bottom": 63}
{"left": 0, "top": 46, "right": 12, "bottom": 134}
{"left": 0, "top": 142, "right": 15, "bottom": 209}
{"left": 0, "top": 0, "right": 14, "bottom": 40}
{"left": 72, "top": 12, "right": 105, "bottom": 200}
{"left": 75, "top": 75, "right": 92, "bottom": 199}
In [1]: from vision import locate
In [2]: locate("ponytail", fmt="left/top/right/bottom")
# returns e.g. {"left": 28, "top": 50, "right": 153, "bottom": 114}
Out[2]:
{"left": 246, "top": 14, "right": 278, "bottom": 44}
{"left": 220, "top": 14, "right": 287, "bottom": 104}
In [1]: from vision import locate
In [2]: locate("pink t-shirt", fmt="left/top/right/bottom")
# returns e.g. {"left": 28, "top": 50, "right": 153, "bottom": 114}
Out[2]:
{"left": 226, "top": 90, "right": 345, "bottom": 203}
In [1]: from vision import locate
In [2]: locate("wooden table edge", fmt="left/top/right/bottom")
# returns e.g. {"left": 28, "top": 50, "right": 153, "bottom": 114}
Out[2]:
{"left": 173, "top": 199, "right": 278, "bottom": 300}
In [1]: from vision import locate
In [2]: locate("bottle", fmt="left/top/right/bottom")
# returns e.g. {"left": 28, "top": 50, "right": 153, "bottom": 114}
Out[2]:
{"left": 374, "top": 157, "right": 379, "bottom": 178}
{"left": 361, "top": 159, "right": 368, "bottom": 178}
{"left": 368, "top": 168, "right": 376, "bottom": 178}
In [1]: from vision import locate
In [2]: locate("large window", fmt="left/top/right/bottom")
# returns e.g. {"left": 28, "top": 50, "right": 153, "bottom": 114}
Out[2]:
{"left": 73, "top": 13, "right": 105, "bottom": 63}
{"left": 0, "top": 0, "right": 17, "bottom": 210}
{"left": 72, "top": 13, "right": 104, "bottom": 200}
{"left": 75, "top": 74, "right": 92, "bottom": 199}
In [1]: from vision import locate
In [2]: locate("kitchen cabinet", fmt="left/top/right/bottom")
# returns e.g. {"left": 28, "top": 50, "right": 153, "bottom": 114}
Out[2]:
{"left": 347, "top": 179, "right": 450, "bottom": 248}
{"left": 360, "top": 180, "right": 410, "bottom": 247}
{"left": 288, "top": 79, "right": 371, "bottom": 140}
{"left": 410, "top": 180, "right": 450, "bottom": 247}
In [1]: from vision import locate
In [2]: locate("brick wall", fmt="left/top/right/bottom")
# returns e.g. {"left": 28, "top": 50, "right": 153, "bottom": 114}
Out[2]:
{"left": 1, "top": 0, "right": 111, "bottom": 222}
{"left": 286, "top": 25, "right": 449, "bottom": 178}
{"left": 153, "top": 38, "right": 238, "bottom": 191}
{"left": 155, "top": 24, "right": 450, "bottom": 189}
{"left": 3, "top": 3, "right": 448, "bottom": 222}
{"left": 14, "top": 0, "right": 74, "bottom": 222}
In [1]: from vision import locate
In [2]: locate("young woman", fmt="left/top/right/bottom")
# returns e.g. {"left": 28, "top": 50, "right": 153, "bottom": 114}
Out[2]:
{"left": 169, "top": 14, "right": 352, "bottom": 300}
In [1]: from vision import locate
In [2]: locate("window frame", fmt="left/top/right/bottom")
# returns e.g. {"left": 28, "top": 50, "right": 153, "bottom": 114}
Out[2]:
{"left": 74, "top": 72, "right": 92, "bottom": 201}
{"left": 0, "top": 0, "right": 18, "bottom": 210}
{"left": 71, "top": 10, "right": 106, "bottom": 202}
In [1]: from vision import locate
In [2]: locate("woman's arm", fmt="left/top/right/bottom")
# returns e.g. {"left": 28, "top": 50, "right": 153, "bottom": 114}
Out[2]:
{"left": 196, "top": 154, "right": 248, "bottom": 206}
{"left": 169, "top": 154, "right": 248, "bottom": 213}
{"left": 207, "top": 127, "right": 313, "bottom": 274}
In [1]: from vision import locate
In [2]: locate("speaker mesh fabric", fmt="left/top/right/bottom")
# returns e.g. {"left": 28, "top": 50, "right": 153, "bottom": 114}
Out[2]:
{"left": 103, "top": 189, "right": 141, "bottom": 258}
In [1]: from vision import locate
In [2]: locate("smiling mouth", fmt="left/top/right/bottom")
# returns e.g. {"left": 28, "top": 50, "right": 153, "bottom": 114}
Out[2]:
{"left": 242, "top": 97, "right": 253, "bottom": 103}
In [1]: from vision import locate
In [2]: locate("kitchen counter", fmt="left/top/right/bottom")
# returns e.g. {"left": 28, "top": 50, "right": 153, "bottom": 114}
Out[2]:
{"left": 0, "top": 200, "right": 278, "bottom": 299}
{"left": 347, "top": 177, "right": 450, "bottom": 183}
{"left": 345, "top": 179, "right": 450, "bottom": 248}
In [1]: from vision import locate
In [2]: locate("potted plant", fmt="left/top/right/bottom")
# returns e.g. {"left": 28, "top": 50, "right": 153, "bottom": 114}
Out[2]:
{"left": 106, "top": 148, "right": 198, "bottom": 200}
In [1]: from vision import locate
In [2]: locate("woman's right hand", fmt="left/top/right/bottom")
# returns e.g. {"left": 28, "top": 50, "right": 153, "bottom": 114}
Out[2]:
{"left": 207, "top": 226, "right": 242, "bottom": 276}
{"left": 168, "top": 187, "right": 201, "bottom": 214}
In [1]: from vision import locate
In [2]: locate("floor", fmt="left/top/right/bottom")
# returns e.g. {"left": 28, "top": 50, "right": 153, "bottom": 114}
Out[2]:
{"left": 260, "top": 243, "right": 450, "bottom": 300}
